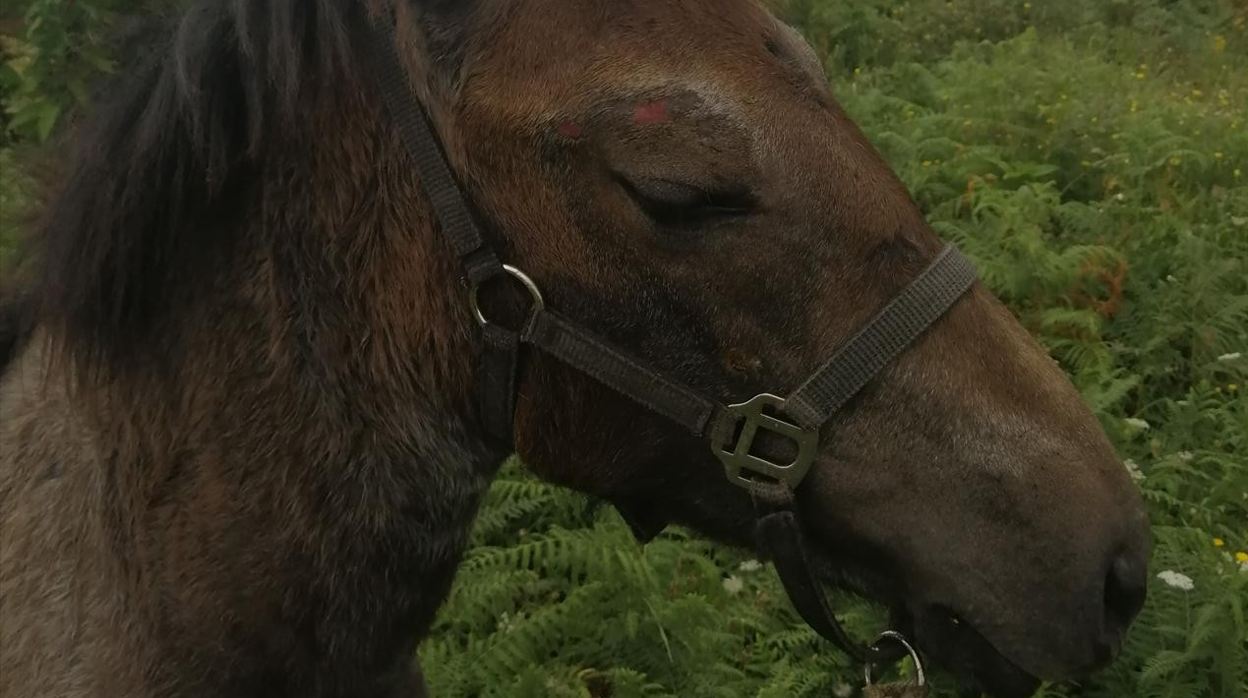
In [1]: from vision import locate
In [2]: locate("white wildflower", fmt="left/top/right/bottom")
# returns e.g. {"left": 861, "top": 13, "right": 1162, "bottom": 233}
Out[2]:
{"left": 832, "top": 682, "right": 854, "bottom": 698}
{"left": 1176, "top": 451, "right": 1194, "bottom": 462}
{"left": 1217, "top": 352, "right": 1242, "bottom": 362}
{"left": 1166, "top": 274, "right": 1178, "bottom": 283}
{"left": 1156, "top": 570, "right": 1194, "bottom": 591}
{"left": 738, "top": 560, "right": 763, "bottom": 573}
{"left": 1115, "top": 192, "right": 1126, "bottom": 202}
{"left": 723, "top": 576, "right": 744, "bottom": 596}
{"left": 1124, "top": 417, "right": 1150, "bottom": 430}
{"left": 1123, "top": 459, "right": 1145, "bottom": 483}
{"left": 1240, "top": 560, "right": 1248, "bottom": 574}
{"left": 1232, "top": 216, "right": 1247, "bottom": 227}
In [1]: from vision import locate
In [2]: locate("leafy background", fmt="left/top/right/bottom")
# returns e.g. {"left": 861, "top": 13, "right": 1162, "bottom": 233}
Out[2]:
{"left": 1, "top": 1, "right": 1245, "bottom": 697}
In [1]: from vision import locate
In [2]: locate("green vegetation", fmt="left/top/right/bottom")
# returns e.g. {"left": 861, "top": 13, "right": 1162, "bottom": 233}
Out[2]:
{"left": 2, "top": 1, "right": 1245, "bottom": 697}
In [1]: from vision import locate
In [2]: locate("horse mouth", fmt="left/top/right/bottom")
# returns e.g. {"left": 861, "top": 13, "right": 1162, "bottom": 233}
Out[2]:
{"left": 903, "top": 605, "right": 1043, "bottom": 698}
{"left": 809, "top": 554, "right": 1043, "bottom": 698}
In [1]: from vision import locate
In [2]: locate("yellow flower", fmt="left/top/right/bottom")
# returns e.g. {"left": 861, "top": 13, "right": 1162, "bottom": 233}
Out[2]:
{"left": 1230, "top": 383, "right": 1240, "bottom": 392}
{"left": 1237, "top": 552, "right": 1248, "bottom": 564}
{"left": 1214, "top": 538, "right": 1225, "bottom": 547}
{"left": 1215, "top": 152, "right": 1224, "bottom": 160}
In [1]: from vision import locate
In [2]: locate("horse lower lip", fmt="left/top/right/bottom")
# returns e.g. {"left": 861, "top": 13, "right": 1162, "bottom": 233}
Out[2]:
{"left": 911, "top": 608, "right": 1044, "bottom": 698}
{"left": 802, "top": 542, "right": 1043, "bottom": 697}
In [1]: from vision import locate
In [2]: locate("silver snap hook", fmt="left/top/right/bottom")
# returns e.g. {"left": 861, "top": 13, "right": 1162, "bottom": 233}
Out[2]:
{"left": 864, "top": 630, "right": 925, "bottom": 687}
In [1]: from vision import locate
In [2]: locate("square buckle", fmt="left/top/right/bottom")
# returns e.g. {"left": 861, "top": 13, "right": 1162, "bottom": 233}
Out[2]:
{"left": 712, "top": 393, "right": 818, "bottom": 489}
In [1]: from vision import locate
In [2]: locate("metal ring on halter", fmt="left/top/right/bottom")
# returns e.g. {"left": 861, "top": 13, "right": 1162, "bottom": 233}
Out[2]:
{"left": 470, "top": 265, "right": 545, "bottom": 328}
{"left": 864, "top": 631, "right": 925, "bottom": 688}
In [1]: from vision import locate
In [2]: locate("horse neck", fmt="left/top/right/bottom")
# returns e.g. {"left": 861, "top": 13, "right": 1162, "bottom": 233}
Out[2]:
{"left": 82, "top": 80, "right": 507, "bottom": 542}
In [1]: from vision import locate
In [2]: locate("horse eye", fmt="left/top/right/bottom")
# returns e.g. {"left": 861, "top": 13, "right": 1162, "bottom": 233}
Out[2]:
{"left": 616, "top": 175, "right": 756, "bottom": 230}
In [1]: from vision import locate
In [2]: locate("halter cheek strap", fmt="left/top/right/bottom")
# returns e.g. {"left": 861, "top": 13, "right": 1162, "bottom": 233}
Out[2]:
{"left": 365, "top": 11, "right": 977, "bottom": 667}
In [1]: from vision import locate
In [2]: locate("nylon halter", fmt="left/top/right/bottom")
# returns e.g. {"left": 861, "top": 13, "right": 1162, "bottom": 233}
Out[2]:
{"left": 365, "top": 13, "right": 978, "bottom": 665}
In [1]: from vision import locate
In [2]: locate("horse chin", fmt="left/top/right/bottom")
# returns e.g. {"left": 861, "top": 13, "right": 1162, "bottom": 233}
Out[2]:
{"left": 809, "top": 555, "right": 1043, "bottom": 698}
{"left": 906, "top": 606, "right": 1043, "bottom": 698}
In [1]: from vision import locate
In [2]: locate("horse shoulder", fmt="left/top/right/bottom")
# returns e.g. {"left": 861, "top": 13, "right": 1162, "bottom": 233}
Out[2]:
{"left": 0, "top": 336, "right": 152, "bottom": 698}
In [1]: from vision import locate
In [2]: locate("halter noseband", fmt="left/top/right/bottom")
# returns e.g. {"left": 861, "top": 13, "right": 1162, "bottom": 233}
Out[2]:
{"left": 366, "top": 13, "right": 977, "bottom": 666}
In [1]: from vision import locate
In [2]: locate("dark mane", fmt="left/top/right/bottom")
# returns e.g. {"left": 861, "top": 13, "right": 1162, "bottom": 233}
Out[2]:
{"left": 17, "top": 0, "right": 360, "bottom": 371}
{"left": 0, "top": 290, "right": 34, "bottom": 370}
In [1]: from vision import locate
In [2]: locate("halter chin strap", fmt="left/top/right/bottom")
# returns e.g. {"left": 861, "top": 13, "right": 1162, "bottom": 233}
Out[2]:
{"left": 365, "top": 12, "right": 977, "bottom": 666}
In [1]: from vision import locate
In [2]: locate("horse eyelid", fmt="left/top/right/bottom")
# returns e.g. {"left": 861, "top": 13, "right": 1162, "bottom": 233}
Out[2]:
{"left": 614, "top": 174, "right": 757, "bottom": 222}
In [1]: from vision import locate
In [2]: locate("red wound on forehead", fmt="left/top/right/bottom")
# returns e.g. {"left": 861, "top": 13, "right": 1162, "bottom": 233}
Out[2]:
{"left": 633, "top": 101, "right": 671, "bottom": 125}
{"left": 557, "top": 121, "right": 583, "bottom": 139}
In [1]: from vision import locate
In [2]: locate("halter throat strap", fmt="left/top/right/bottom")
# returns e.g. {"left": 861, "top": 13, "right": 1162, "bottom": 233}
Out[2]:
{"left": 364, "top": 11, "right": 976, "bottom": 666}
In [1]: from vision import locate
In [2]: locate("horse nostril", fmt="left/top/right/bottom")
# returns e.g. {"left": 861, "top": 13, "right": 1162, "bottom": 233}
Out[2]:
{"left": 1103, "top": 551, "right": 1147, "bottom": 639}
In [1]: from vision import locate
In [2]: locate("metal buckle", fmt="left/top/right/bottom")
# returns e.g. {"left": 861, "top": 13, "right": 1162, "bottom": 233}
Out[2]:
{"left": 713, "top": 393, "right": 818, "bottom": 489}
{"left": 470, "top": 265, "right": 544, "bottom": 328}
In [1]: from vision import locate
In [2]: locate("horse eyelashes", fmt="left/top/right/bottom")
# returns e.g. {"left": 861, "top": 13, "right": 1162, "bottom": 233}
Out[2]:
{"left": 616, "top": 175, "right": 755, "bottom": 232}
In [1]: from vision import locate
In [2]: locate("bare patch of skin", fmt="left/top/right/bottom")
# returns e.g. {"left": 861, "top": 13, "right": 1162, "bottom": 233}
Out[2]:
{"left": 632, "top": 100, "right": 671, "bottom": 125}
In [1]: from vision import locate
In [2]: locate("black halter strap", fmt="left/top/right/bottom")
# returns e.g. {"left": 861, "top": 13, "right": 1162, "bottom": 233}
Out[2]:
{"left": 364, "top": 11, "right": 977, "bottom": 666}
